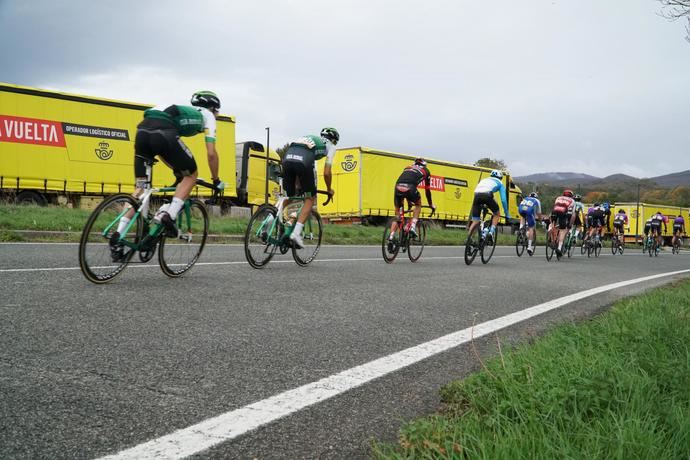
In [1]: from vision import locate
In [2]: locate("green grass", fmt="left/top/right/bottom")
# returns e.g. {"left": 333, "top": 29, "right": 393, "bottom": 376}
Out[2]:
{"left": 373, "top": 281, "right": 690, "bottom": 459}
{"left": 0, "top": 204, "right": 526, "bottom": 246}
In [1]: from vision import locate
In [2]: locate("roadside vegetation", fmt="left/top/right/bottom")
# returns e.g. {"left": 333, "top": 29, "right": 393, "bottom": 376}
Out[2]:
{"left": 0, "top": 204, "right": 530, "bottom": 246}
{"left": 373, "top": 280, "right": 690, "bottom": 459}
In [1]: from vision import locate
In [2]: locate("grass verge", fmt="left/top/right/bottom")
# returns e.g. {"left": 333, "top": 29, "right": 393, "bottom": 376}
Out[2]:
{"left": 0, "top": 204, "right": 525, "bottom": 246}
{"left": 373, "top": 280, "right": 690, "bottom": 459}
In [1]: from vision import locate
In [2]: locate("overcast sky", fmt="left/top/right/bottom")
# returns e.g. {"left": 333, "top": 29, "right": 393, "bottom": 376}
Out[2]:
{"left": 1, "top": 0, "right": 688, "bottom": 178}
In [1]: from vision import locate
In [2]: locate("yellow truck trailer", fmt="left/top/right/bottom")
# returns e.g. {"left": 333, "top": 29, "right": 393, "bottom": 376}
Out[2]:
{"left": 0, "top": 83, "right": 278, "bottom": 208}
{"left": 316, "top": 146, "right": 522, "bottom": 225}
{"left": 605, "top": 202, "right": 690, "bottom": 244}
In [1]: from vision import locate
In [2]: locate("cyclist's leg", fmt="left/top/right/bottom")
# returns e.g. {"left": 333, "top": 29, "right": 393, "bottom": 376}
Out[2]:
{"left": 157, "top": 131, "right": 198, "bottom": 221}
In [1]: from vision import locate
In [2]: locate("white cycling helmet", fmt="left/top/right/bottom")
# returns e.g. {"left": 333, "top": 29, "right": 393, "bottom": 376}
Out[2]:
{"left": 490, "top": 169, "right": 503, "bottom": 179}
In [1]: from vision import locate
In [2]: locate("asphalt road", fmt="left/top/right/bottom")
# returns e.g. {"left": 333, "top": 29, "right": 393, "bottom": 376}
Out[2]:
{"left": 1, "top": 242, "right": 689, "bottom": 459}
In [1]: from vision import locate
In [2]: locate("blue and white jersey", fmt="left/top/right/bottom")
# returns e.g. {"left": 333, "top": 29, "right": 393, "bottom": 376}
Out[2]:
{"left": 519, "top": 196, "right": 541, "bottom": 216}
{"left": 474, "top": 177, "right": 509, "bottom": 217}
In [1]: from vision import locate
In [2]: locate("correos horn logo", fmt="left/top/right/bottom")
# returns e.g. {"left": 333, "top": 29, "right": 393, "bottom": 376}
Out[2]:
{"left": 95, "top": 141, "right": 114, "bottom": 160}
{"left": 341, "top": 154, "right": 357, "bottom": 172}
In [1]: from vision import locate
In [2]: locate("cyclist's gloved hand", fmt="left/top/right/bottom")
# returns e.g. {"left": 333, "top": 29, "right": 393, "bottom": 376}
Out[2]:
{"left": 213, "top": 178, "right": 226, "bottom": 191}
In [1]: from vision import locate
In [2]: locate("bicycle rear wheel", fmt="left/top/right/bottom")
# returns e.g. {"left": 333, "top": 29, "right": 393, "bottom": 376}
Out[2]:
{"left": 382, "top": 219, "right": 402, "bottom": 263}
{"left": 515, "top": 230, "right": 526, "bottom": 257}
{"left": 408, "top": 221, "right": 426, "bottom": 262}
{"left": 545, "top": 231, "right": 555, "bottom": 261}
{"left": 464, "top": 223, "right": 480, "bottom": 265}
{"left": 79, "top": 194, "right": 142, "bottom": 284}
{"left": 594, "top": 239, "right": 601, "bottom": 258}
{"left": 611, "top": 237, "right": 618, "bottom": 255}
{"left": 481, "top": 228, "right": 497, "bottom": 264}
{"left": 293, "top": 210, "right": 323, "bottom": 266}
{"left": 567, "top": 234, "right": 574, "bottom": 258}
{"left": 245, "top": 204, "right": 279, "bottom": 269}
{"left": 158, "top": 199, "right": 208, "bottom": 277}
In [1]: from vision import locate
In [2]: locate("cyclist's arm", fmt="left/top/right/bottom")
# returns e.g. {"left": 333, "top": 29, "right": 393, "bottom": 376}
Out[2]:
{"left": 206, "top": 141, "right": 219, "bottom": 180}
{"left": 498, "top": 184, "right": 510, "bottom": 218}
{"left": 323, "top": 142, "right": 336, "bottom": 195}
{"left": 423, "top": 168, "right": 433, "bottom": 206}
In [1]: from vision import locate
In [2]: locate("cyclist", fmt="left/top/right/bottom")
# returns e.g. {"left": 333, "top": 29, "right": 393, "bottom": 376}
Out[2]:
{"left": 518, "top": 192, "right": 543, "bottom": 256}
{"left": 111, "top": 90, "right": 224, "bottom": 260}
{"left": 673, "top": 214, "right": 686, "bottom": 248}
{"left": 602, "top": 201, "right": 612, "bottom": 236}
{"left": 586, "top": 202, "right": 605, "bottom": 242}
{"left": 612, "top": 209, "right": 629, "bottom": 247}
{"left": 650, "top": 211, "right": 668, "bottom": 250}
{"left": 467, "top": 170, "right": 511, "bottom": 243}
{"left": 281, "top": 127, "right": 339, "bottom": 248}
{"left": 573, "top": 194, "right": 585, "bottom": 241}
{"left": 387, "top": 158, "right": 436, "bottom": 248}
{"left": 550, "top": 189, "right": 576, "bottom": 257}
{"left": 643, "top": 217, "right": 653, "bottom": 246}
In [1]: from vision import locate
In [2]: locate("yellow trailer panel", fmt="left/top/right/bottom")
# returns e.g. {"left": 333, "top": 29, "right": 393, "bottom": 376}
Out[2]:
{"left": 317, "top": 147, "right": 521, "bottom": 224}
{"left": 0, "top": 83, "right": 236, "bottom": 203}
{"left": 609, "top": 202, "right": 690, "bottom": 242}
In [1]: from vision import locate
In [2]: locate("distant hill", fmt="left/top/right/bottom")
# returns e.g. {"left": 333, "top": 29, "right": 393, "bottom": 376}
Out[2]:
{"left": 515, "top": 170, "right": 689, "bottom": 188}
{"left": 649, "top": 170, "right": 690, "bottom": 187}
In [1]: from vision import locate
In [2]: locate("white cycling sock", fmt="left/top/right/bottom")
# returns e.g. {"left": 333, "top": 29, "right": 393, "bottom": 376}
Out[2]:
{"left": 166, "top": 197, "right": 185, "bottom": 220}
{"left": 116, "top": 217, "right": 130, "bottom": 234}
{"left": 294, "top": 222, "right": 304, "bottom": 236}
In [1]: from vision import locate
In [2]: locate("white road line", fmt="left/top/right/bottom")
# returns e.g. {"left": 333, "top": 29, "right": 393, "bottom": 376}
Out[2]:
{"left": 97, "top": 268, "right": 690, "bottom": 460}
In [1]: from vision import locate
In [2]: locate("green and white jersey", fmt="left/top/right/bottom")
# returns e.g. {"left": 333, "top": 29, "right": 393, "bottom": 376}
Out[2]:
{"left": 290, "top": 135, "right": 336, "bottom": 165}
{"left": 144, "top": 105, "right": 217, "bottom": 142}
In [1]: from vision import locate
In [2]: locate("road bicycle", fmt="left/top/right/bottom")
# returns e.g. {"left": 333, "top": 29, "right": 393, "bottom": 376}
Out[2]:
{"left": 610, "top": 230, "right": 626, "bottom": 255}
{"left": 515, "top": 225, "right": 528, "bottom": 257}
{"left": 382, "top": 205, "right": 434, "bottom": 263}
{"left": 585, "top": 233, "right": 602, "bottom": 258}
{"left": 648, "top": 233, "right": 661, "bottom": 257}
{"left": 79, "top": 161, "right": 218, "bottom": 284}
{"left": 464, "top": 206, "right": 497, "bottom": 265}
{"left": 642, "top": 234, "right": 653, "bottom": 254}
{"left": 563, "top": 226, "right": 577, "bottom": 258}
{"left": 244, "top": 185, "right": 331, "bottom": 268}
{"left": 672, "top": 234, "right": 684, "bottom": 255}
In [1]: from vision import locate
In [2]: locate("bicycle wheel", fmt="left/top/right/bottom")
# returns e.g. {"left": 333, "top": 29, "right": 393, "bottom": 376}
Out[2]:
{"left": 158, "top": 199, "right": 208, "bottom": 277}
{"left": 481, "top": 228, "right": 497, "bottom": 264}
{"left": 611, "top": 237, "right": 618, "bottom": 255}
{"left": 619, "top": 240, "right": 625, "bottom": 255}
{"left": 567, "top": 234, "right": 574, "bottom": 258}
{"left": 581, "top": 239, "right": 587, "bottom": 255}
{"left": 545, "top": 231, "right": 555, "bottom": 261}
{"left": 464, "top": 224, "right": 480, "bottom": 265}
{"left": 382, "top": 219, "right": 402, "bottom": 263}
{"left": 293, "top": 210, "right": 323, "bottom": 266}
{"left": 244, "top": 204, "right": 279, "bottom": 269}
{"left": 79, "top": 194, "right": 142, "bottom": 284}
{"left": 594, "top": 239, "right": 601, "bottom": 258}
{"left": 408, "top": 221, "right": 427, "bottom": 262}
{"left": 515, "top": 230, "right": 526, "bottom": 257}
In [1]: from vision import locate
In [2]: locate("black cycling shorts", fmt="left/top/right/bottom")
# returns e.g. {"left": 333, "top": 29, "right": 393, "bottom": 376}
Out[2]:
{"left": 281, "top": 158, "right": 316, "bottom": 197}
{"left": 673, "top": 224, "right": 683, "bottom": 233}
{"left": 650, "top": 222, "right": 662, "bottom": 234}
{"left": 394, "top": 183, "right": 421, "bottom": 209}
{"left": 644, "top": 224, "right": 651, "bottom": 235}
{"left": 471, "top": 192, "right": 499, "bottom": 220}
{"left": 613, "top": 222, "right": 625, "bottom": 232}
{"left": 134, "top": 118, "right": 197, "bottom": 178}
{"left": 553, "top": 211, "right": 572, "bottom": 230}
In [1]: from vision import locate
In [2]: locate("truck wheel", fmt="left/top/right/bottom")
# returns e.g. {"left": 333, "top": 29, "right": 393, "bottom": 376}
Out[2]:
{"left": 16, "top": 190, "right": 47, "bottom": 206}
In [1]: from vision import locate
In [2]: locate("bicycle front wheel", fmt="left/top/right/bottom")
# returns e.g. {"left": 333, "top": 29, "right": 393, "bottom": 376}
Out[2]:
{"left": 408, "top": 221, "right": 427, "bottom": 262}
{"left": 464, "top": 224, "right": 480, "bottom": 265}
{"left": 159, "top": 199, "right": 208, "bottom": 277}
{"left": 293, "top": 210, "right": 323, "bottom": 266}
{"left": 244, "top": 204, "right": 279, "bottom": 269}
{"left": 594, "top": 240, "right": 602, "bottom": 258}
{"left": 79, "top": 194, "right": 142, "bottom": 284}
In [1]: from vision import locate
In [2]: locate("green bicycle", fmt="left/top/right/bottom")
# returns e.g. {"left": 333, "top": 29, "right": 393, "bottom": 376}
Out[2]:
{"left": 79, "top": 162, "right": 219, "bottom": 283}
{"left": 244, "top": 189, "right": 332, "bottom": 269}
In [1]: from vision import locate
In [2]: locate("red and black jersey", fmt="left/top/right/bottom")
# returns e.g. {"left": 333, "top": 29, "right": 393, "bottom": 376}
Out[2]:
{"left": 552, "top": 196, "right": 575, "bottom": 214}
{"left": 396, "top": 164, "right": 430, "bottom": 186}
